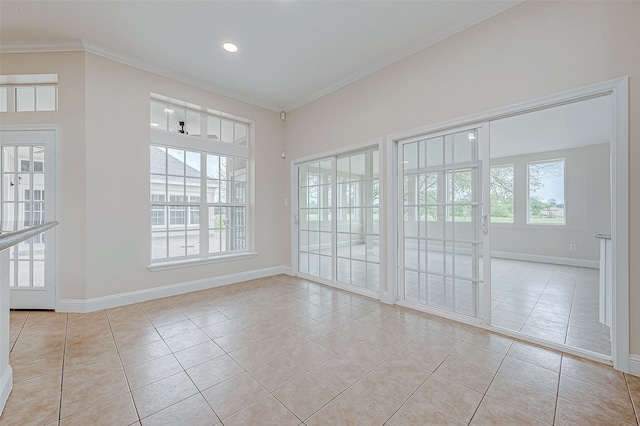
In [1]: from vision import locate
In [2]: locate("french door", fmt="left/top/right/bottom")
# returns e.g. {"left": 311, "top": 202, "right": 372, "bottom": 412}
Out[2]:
{"left": 0, "top": 129, "right": 57, "bottom": 310}
{"left": 397, "top": 125, "right": 490, "bottom": 321}
{"left": 295, "top": 148, "right": 380, "bottom": 297}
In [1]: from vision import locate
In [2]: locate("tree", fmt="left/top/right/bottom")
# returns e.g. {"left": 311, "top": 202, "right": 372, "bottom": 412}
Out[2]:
{"left": 529, "top": 197, "right": 548, "bottom": 217}
{"left": 490, "top": 167, "right": 514, "bottom": 218}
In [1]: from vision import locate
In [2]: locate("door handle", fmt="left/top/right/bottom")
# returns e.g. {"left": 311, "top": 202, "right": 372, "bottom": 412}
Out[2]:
{"left": 293, "top": 213, "right": 298, "bottom": 225}
{"left": 480, "top": 214, "right": 489, "bottom": 234}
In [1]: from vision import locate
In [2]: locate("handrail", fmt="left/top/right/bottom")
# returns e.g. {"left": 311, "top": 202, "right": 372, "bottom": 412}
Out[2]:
{"left": 0, "top": 221, "right": 59, "bottom": 252}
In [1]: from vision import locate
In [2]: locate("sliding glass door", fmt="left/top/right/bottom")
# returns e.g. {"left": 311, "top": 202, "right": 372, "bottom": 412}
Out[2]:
{"left": 397, "top": 126, "right": 490, "bottom": 320}
{"left": 296, "top": 148, "right": 380, "bottom": 296}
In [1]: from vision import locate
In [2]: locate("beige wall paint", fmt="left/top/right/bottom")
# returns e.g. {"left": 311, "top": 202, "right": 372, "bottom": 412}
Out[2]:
{"left": 0, "top": 51, "right": 287, "bottom": 301}
{"left": 0, "top": 51, "right": 87, "bottom": 300}
{"left": 83, "top": 53, "right": 286, "bottom": 298}
{"left": 284, "top": 2, "right": 640, "bottom": 352}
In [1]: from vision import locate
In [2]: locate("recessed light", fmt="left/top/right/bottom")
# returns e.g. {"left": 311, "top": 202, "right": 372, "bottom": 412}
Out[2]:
{"left": 223, "top": 42, "right": 238, "bottom": 53}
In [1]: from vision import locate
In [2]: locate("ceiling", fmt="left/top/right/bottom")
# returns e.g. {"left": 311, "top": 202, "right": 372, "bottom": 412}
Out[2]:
{"left": 490, "top": 95, "right": 611, "bottom": 159}
{"left": 0, "top": 1, "right": 521, "bottom": 112}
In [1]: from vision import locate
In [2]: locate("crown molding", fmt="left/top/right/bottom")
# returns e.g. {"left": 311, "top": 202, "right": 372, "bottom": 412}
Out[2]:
{"left": 0, "top": 38, "right": 283, "bottom": 112}
{"left": 82, "top": 42, "right": 283, "bottom": 112}
{"left": 0, "top": 39, "right": 85, "bottom": 53}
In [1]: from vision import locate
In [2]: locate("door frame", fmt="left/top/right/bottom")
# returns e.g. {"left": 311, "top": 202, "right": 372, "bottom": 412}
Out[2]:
{"left": 385, "top": 77, "right": 629, "bottom": 372}
{"left": 0, "top": 124, "right": 60, "bottom": 310}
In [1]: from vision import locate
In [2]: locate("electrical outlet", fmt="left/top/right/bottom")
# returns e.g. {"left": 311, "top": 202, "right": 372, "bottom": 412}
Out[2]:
{"left": 570, "top": 244, "right": 576, "bottom": 251}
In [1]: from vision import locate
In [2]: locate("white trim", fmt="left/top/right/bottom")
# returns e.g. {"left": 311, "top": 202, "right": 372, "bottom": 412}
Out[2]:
{"left": 400, "top": 300, "right": 613, "bottom": 366}
{"left": 486, "top": 324, "right": 612, "bottom": 366}
{"left": 148, "top": 252, "right": 258, "bottom": 272}
{"left": 58, "top": 265, "right": 288, "bottom": 313}
{"left": 0, "top": 39, "right": 84, "bottom": 52}
{"left": 291, "top": 139, "right": 382, "bottom": 167}
{"left": 609, "top": 77, "right": 630, "bottom": 373}
{"left": 381, "top": 137, "right": 396, "bottom": 305}
{"left": 491, "top": 251, "right": 599, "bottom": 269}
{"left": 629, "top": 354, "right": 640, "bottom": 376}
{"left": 0, "top": 366, "right": 12, "bottom": 416}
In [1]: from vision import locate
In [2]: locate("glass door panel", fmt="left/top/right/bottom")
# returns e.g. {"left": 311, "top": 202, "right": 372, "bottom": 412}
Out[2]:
{"left": 399, "top": 127, "right": 487, "bottom": 319}
{"left": 297, "top": 160, "right": 333, "bottom": 282}
{"left": 1, "top": 130, "right": 57, "bottom": 309}
{"left": 295, "top": 148, "right": 380, "bottom": 295}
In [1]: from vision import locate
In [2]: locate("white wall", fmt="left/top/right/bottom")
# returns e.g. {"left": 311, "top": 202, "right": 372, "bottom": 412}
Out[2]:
{"left": 491, "top": 143, "right": 610, "bottom": 264}
{"left": 283, "top": 2, "right": 640, "bottom": 353}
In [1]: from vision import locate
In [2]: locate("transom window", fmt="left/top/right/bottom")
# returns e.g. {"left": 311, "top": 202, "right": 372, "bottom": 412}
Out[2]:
{"left": 0, "top": 74, "right": 58, "bottom": 112}
{"left": 150, "top": 95, "right": 251, "bottom": 265}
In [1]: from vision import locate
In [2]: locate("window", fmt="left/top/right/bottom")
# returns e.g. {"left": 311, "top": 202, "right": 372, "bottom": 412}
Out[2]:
{"left": 1, "top": 74, "right": 58, "bottom": 112}
{"left": 490, "top": 165, "right": 514, "bottom": 223}
{"left": 150, "top": 96, "right": 251, "bottom": 264}
{"left": 528, "top": 159, "right": 565, "bottom": 224}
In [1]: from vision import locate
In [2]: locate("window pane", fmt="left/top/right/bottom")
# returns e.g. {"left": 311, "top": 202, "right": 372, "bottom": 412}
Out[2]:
{"left": 528, "top": 160, "right": 565, "bottom": 224}
{"left": 150, "top": 101, "right": 168, "bottom": 130}
{"left": 490, "top": 166, "right": 514, "bottom": 223}
{"left": 221, "top": 120, "right": 234, "bottom": 143}
{"left": 152, "top": 232, "right": 167, "bottom": 259}
{"left": 207, "top": 117, "right": 221, "bottom": 140}
{"left": 234, "top": 123, "right": 247, "bottom": 145}
{"left": 0, "top": 87, "right": 7, "bottom": 112}
{"left": 36, "top": 86, "right": 56, "bottom": 111}
{"left": 16, "top": 87, "right": 35, "bottom": 111}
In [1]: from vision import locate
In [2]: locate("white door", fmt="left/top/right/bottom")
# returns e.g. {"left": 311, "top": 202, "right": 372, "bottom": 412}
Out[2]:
{"left": 397, "top": 125, "right": 490, "bottom": 321}
{"left": 0, "top": 129, "right": 57, "bottom": 310}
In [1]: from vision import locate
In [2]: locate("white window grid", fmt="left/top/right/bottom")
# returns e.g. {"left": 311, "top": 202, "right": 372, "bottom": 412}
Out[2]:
{"left": 150, "top": 96, "right": 251, "bottom": 263}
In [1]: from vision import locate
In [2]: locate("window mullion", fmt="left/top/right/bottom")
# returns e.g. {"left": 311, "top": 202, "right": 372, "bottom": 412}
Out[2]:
{"left": 200, "top": 153, "right": 208, "bottom": 255}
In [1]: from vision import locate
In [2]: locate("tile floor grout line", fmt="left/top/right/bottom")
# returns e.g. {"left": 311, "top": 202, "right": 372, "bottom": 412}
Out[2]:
{"left": 56, "top": 311, "right": 69, "bottom": 423}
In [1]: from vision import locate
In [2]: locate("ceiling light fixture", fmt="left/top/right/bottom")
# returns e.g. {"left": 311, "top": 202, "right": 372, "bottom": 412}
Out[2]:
{"left": 223, "top": 42, "right": 238, "bottom": 53}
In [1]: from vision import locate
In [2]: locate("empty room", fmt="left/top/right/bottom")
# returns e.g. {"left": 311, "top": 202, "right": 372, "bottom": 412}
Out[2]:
{"left": 0, "top": 1, "right": 639, "bottom": 425}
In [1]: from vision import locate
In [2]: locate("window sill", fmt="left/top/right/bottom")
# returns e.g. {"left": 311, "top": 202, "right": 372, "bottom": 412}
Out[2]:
{"left": 148, "top": 251, "right": 258, "bottom": 271}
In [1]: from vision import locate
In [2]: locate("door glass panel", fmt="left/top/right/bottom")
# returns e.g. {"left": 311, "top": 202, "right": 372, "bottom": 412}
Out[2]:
{"left": 297, "top": 148, "right": 380, "bottom": 292}
{"left": 400, "top": 128, "right": 483, "bottom": 318}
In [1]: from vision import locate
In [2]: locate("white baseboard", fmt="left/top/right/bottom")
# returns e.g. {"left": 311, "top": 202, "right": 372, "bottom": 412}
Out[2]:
{"left": 0, "top": 366, "right": 12, "bottom": 416}
{"left": 58, "top": 265, "right": 290, "bottom": 313}
{"left": 630, "top": 354, "right": 640, "bottom": 376}
{"left": 491, "top": 251, "right": 599, "bottom": 268}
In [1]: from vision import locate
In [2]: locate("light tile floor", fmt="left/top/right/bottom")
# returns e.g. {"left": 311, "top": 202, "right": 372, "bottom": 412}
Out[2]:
{"left": 491, "top": 259, "right": 611, "bottom": 356}
{"left": 2, "top": 274, "right": 638, "bottom": 425}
